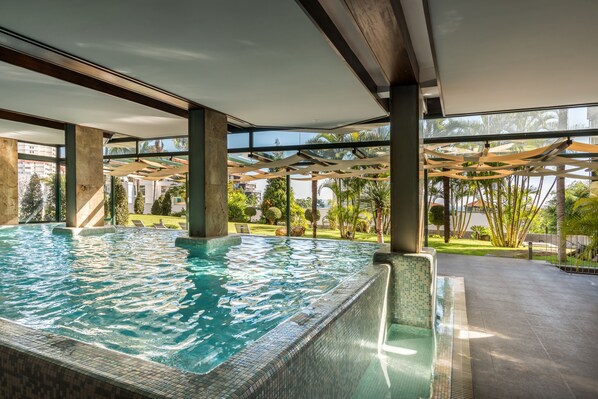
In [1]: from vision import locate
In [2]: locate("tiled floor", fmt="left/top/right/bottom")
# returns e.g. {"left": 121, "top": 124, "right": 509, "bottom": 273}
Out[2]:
{"left": 438, "top": 254, "right": 598, "bottom": 399}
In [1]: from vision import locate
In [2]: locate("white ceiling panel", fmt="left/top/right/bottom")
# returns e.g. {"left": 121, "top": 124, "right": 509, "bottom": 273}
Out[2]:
{"left": 0, "top": 0, "right": 385, "bottom": 129}
{"left": 428, "top": 0, "right": 598, "bottom": 115}
{"left": 0, "top": 63, "right": 187, "bottom": 141}
{"left": 0, "top": 119, "right": 63, "bottom": 145}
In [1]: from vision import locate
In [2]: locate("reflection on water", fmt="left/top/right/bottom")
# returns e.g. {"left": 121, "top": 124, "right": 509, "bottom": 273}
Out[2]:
{"left": 0, "top": 225, "right": 378, "bottom": 373}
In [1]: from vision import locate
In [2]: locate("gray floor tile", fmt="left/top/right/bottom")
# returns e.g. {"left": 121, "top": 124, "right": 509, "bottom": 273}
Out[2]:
{"left": 438, "top": 254, "right": 598, "bottom": 399}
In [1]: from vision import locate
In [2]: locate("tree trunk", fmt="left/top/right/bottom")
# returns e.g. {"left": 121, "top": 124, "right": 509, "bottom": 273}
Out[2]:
{"left": 443, "top": 176, "right": 451, "bottom": 243}
{"left": 376, "top": 207, "right": 383, "bottom": 243}
{"left": 556, "top": 166, "right": 566, "bottom": 262}
{"left": 311, "top": 174, "right": 317, "bottom": 238}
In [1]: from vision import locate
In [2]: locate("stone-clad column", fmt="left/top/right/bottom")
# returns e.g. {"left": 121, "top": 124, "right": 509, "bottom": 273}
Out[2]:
{"left": 0, "top": 138, "right": 18, "bottom": 225}
{"left": 176, "top": 108, "right": 240, "bottom": 250}
{"left": 54, "top": 124, "right": 114, "bottom": 236}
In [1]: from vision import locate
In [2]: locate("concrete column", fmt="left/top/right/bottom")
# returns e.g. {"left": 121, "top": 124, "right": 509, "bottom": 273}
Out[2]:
{"left": 376, "top": 85, "right": 437, "bottom": 330}
{"left": 176, "top": 108, "right": 239, "bottom": 250}
{"left": 0, "top": 138, "right": 18, "bottom": 225}
{"left": 187, "top": 108, "right": 228, "bottom": 237}
{"left": 390, "top": 84, "right": 422, "bottom": 253}
{"left": 64, "top": 125, "right": 105, "bottom": 228}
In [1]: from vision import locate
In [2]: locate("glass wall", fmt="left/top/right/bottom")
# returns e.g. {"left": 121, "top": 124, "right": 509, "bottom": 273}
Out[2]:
{"left": 17, "top": 143, "right": 64, "bottom": 223}
{"left": 423, "top": 105, "right": 598, "bottom": 139}
{"left": 17, "top": 160, "right": 58, "bottom": 222}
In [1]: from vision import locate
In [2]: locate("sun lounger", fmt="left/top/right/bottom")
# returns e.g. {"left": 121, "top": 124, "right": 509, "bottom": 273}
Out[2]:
{"left": 179, "top": 222, "right": 187, "bottom": 230}
{"left": 234, "top": 223, "right": 251, "bottom": 234}
{"left": 153, "top": 221, "right": 167, "bottom": 229}
{"left": 132, "top": 220, "right": 146, "bottom": 228}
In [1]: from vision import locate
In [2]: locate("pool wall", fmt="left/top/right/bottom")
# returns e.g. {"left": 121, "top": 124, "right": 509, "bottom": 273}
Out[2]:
{"left": 0, "top": 262, "right": 389, "bottom": 399}
{"left": 374, "top": 247, "right": 437, "bottom": 329}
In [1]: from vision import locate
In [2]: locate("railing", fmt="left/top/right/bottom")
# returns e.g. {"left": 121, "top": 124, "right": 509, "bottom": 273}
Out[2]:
{"left": 540, "top": 235, "right": 598, "bottom": 274}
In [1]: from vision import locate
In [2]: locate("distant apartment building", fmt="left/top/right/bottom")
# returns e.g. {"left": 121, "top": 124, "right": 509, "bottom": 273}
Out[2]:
{"left": 17, "top": 143, "right": 56, "bottom": 179}
{"left": 229, "top": 175, "right": 261, "bottom": 203}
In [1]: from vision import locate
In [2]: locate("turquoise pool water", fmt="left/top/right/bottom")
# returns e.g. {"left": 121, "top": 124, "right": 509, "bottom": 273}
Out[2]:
{"left": 353, "top": 278, "right": 451, "bottom": 399}
{"left": 0, "top": 225, "right": 379, "bottom": 373}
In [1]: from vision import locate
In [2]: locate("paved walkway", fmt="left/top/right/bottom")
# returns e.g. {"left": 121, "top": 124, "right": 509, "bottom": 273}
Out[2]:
{"left": 438, "top": 254, "right": 598, "bottom": 399}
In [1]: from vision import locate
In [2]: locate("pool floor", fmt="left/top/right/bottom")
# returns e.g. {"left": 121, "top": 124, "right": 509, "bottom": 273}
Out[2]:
{"left": 352, "top": 324, "right": 434, "bottom": 399}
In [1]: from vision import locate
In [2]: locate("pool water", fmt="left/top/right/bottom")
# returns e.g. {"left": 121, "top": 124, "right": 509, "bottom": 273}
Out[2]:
{"left": 0, "top": 225, "right": 379, "bottom": 373}
{"left": 353, "top": 278, "right": 451, "bottom": 399}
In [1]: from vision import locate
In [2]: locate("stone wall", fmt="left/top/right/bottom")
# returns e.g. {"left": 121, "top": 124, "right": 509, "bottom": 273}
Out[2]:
{"left": 0, "top": 138, "right": 18, "bottom": 225}
{"left": 66, "top": 125, "right": 104, "bottom": 228}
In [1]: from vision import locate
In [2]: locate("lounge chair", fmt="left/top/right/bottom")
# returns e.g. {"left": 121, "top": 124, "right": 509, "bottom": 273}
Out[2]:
{"left": 153, "top": 220, "right": 167, "bottom": 229}
{"left": 234, "top": 223, "right": 251, "bottom": 234}
{"left": 132, "top": 219, "right": 146, "bottom": 228}
{"left": 179, "top": 222, "right": 187, "bottom": 230}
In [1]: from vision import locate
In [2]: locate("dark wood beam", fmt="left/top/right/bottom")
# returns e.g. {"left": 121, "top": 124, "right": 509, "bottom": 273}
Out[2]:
{"left": 295, "top": 0, "right": 389, "bottom": 111}
{"left": 0, "top": 28, "right": 194, "bottom": 118}
{"left": 0, "top": 108, "right": 65, "bottom": 130}
{"left": 424, "top": 97, "right": 443, "bottom": 119}
{"left": 343, "top": 0, "right": 418, "bottom": 85}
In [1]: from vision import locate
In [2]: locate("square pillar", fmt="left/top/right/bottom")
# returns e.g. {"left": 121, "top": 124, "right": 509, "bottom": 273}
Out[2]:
{"left": 188, "top": 108, "right": 228, "bottom": 237}
{"left": 0, "top": 138, "right": 18, "bottom": 225}
{"left": 64, "top": 124, "right": 105, "bottom": 228}
{"left": 390, "top": 84, "right": 423, "bottom": 253}
{"left": 176, "top": 108, "right": 240, "bottom": 249}
{"left": 382, "top": 85, "right": 436, "bottom": 329}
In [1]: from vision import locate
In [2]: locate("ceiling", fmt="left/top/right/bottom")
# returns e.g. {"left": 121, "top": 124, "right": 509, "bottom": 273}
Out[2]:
{"left": 0, "top": 63, "right": 187, "bottom": 144}
{"left": 0, "top": 118, "right": 62, "bottom": 145}
{"left": 0, "top": 0, "right": 385, "bottom": 139}
{"left": 427, "top": 0, "right": 598, "bottom": 115}
{"left": 1, "top": 0, "right": 596, "bottom": 146}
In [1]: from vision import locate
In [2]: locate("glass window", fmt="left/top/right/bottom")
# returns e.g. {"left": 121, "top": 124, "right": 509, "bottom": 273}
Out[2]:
{"left": 18, "top": 160, "right": 61, "bottom": 222}
{"left": 17, "top": 143, "right": 57, "bottom": 157}
{"left": 139, "top": 138, "right": 187, "bottom": 153}
{"left": 227, "top": 133, "right": 249, "bottom": 149}
{"left": 423, "top": 105, "right": 598, "bottom": 139}
{"left": 104, "top": 141, "right": 136, "bottom": 156}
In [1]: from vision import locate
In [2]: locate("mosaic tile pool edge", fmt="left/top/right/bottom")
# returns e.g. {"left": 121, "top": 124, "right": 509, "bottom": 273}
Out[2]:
{"left": 373, "top": 247, "right": 437, "bottom": 329}
{"left": 0, "top": 263, "right": 388, "bottom": 398}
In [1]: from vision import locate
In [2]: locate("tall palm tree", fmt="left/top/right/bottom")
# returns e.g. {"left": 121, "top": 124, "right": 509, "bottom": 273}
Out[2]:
{"left": 362, "top": 180, "right": 390, "bottom": 243}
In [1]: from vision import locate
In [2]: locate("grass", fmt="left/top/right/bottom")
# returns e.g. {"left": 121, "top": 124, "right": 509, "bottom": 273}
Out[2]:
{"left": 127, "top": 214, "right": 186, "bottom": 228}
{"left": 426, "top": 236, "right": 522, "bottom": 257}
{"left": 127, "top": 214, "right": 521, "bottom": 257}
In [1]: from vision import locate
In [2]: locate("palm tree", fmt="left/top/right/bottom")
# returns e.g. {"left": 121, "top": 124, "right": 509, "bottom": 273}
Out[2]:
{"left": 567, "top": 196, "right": 598, "bottom": 261}
{"left": 362, "top": 180, "right": 390, "bottom": 243}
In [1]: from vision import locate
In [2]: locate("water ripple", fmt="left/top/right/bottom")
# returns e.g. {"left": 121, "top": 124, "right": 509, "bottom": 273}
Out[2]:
{"left": 0, "top": 225, "right": 378, "bottom": 373}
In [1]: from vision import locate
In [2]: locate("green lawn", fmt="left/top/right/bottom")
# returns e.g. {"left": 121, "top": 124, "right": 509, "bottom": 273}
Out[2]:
{"left": 426, "top": 236, "right": 522, "bottom": 257}
{"left": 128, "top": 214, "right": 519, "bottom": 257}
{"left": 127, "top": 214, "right": 187, "bottom": 228}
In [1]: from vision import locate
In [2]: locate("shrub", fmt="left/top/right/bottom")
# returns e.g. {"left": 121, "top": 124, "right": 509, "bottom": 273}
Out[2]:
{"left": 290, "top": 226, "right": 305, "bottom": 237}
{"left": 291, "top": 203, "right": 308, "bottom": 228}
{"left": 151, "top": 196, "right": 164, "bottom": 215}
{"left": 228, "top": 189, "right": 248, "bottom": 222}
{"left": 244, "top": 206, "right": 257, "bottom": 220}
{"left": 265, "top": 207, "right": 282, "bottom": 225}
{"left": 304, "top": 208, "right": 321, "bottom": 224}
{"left": 114, "top": 178, "right": 129, "bottom": 225}
{"left": 429, "top": 205, "right": 444, "bottom": 234}
{"left": 134, "top": 190, "right": 145, "bottom": 214}
{"left": 161, "top": 190, "right": 172, "bottom": 216}
{"left": 172, "top": 209, "right": 186, "bottom": 217}
{"left": 471, "top": 225, "right": 491, "bottom": 240}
